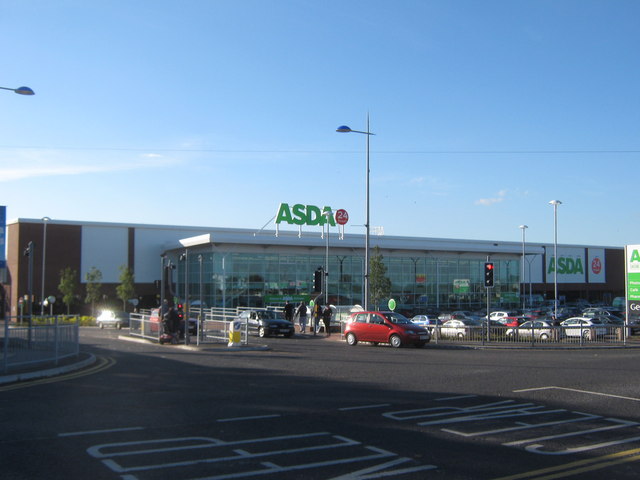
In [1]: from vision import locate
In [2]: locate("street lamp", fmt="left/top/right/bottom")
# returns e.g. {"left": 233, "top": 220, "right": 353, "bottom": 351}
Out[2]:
{"left": 322, "top": 210, "right": 334, "bottom": 305}
{"left": 549, "top": 200, "right": 562, "bottom": 320}
{"left": 519, "top": 225, "right": 528, "bottom": 310}
{"left": 0, "top": 85, "right": 35, "bottom": 95}
{"left": 336, "top": 115, "right": 375, "bottom": 310}
{"left": 40, "top": 217, "right": 51, "bottom": 315}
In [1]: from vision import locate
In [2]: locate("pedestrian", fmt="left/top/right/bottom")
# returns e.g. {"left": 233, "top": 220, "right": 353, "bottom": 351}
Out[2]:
{"left": 313, "top": 301, "right": 323, "bottom": 335}
{"left": 322, "top": 305, "right": 333, "bottom": 336}
{"left": 552, "top": 314, "right": 560, "bottom": 341}
{"left": 297, "top": 301, "right": 308, "bottom": 333}
{"left": 284, "top": 300, "right": 294, "bottom": 324}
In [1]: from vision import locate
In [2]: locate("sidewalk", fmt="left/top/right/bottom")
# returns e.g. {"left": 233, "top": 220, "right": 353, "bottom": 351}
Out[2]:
{"left": 0, "top": 352, "right": 96, "bottom": 386}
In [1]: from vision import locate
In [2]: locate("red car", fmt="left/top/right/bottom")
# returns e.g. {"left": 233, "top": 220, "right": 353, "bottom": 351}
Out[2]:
{"left": 344, "top": 311, "right": 431, "bottom": 348}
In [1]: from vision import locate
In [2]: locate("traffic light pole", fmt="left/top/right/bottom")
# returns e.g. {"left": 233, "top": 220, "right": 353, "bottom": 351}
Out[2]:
{"left": 485, "top": 256, "right": 491, "bottom": 344}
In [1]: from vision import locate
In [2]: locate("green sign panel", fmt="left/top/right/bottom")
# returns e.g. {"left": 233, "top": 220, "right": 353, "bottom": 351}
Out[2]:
{"left": 275, "top": 203, "right": 337, "bottom": 227}
{"left": 453, "top": 279, "right": 470, "bottom": 294}
{"left": 626, "top": 245, "right": 640, "bottom": 301}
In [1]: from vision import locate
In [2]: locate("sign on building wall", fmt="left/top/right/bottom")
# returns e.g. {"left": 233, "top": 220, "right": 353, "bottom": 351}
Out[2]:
{"left": 545, "top": 247, "right": 586, "bottom": 283}
{"left": 0, "top": 205, "right": 6, "bottom": 269}
{"left": 587, "top": 248, "right": 606, "bottom": 283}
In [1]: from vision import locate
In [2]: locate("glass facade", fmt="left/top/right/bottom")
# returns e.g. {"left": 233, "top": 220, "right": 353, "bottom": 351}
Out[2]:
{"left": 169, "top": 247, "right": 521, "bottom": 314}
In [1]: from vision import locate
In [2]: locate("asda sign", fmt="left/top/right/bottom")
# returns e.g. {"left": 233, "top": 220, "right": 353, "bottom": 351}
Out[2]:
{"left": 275, "top": 203, "right": 343, "bottom": 227}
{"left": 545, "top": 247, "right": 586, "bottom": 283}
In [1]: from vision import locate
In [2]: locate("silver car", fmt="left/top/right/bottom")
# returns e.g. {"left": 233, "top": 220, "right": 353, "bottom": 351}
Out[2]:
{"left": 96, "top": 310, "right": 130, "bottom": 329}
{"left": 506, "top": 320, "right": 553, "bottom": 341}
{"left": 561, "top": 317, "right": 607, "bottom": 340}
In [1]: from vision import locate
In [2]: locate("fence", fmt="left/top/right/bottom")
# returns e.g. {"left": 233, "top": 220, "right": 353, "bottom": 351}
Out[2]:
{"left": 428, "top": 323, "right": 631, "bottom": 347}
{"left": 2, "top": 316, "right": 80, "bottom": 373}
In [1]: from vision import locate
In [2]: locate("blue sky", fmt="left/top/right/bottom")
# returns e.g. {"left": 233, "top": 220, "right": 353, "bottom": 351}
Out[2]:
{"left": 1, "top": 0, "right": 639, "bottom": 248}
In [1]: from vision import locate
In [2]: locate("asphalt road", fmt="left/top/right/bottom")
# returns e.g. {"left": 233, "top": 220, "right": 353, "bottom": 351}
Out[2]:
{"left": 1, "top": 328, "right": 639, "bottom": 479}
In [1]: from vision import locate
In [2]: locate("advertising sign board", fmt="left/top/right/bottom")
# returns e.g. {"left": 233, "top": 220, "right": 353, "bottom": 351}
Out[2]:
{"left": 587, "top": 248, "right": 606, "bottom": 283}
{"left": 546, "top": 247, "right": 586, "bottom": 283}
{"left": 625, "top": 245, "right": 640, "bottom": 302}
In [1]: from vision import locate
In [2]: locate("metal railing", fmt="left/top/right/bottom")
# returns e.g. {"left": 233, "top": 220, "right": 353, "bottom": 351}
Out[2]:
{"left": 2, "top": 316, "right": 80, "bottom": 373}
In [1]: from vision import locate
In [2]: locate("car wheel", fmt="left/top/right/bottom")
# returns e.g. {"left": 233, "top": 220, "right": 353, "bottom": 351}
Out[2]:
{"left": 259, "top": 327, "right": 267, "bottom": 338}
{"left": 390, "top": 334, "right": 402, "bottom": 348}
{"left": 346, "top": 332, "right": 357, "bottom": 346}
{"left": 457, "top": 332, "right": 464, "bottom": 339}
{"left": 540, "top": 333, "right": 549, "bottom": 340}
{"left": 115, "top": 322, "right": 122, "bottom": 330}
{"left": 99, "top": 322, "right": 104, "bottom": 329}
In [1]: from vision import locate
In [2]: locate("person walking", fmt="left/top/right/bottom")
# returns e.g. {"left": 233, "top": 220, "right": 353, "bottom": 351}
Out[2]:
{"left": 283, "top": 300, "right": 294, "bottom": 324}
{"left": 297, "top": 301, "right": 308, "bottom": 334}
{"left": 313, "top": 301, "right": 322, "bottom": 335}
{"left": 322, "top": 305, "right": 333, "bottom": 336}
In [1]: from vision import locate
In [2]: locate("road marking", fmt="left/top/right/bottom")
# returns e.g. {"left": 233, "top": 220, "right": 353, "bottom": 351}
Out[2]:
{"left": 492, "top": 447, "right": 640, "bottom": 479}
{"left": 217, "top": 414, "right": 281, "bottom": 422}
{"left": 339, "top": 404, "right": 391, "bottom": 411}
{"left": 514, "top": 386, "right": 640, "bottom": 402}
{"left": 59, "top": 427, "right": 145, "bottom": 437}
{"left": 0, "top": 355, "right": 115, "bottom": 391}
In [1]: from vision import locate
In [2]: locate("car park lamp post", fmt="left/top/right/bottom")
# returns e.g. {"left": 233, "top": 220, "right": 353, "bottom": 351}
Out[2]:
{"left": 549, "top": 200, "right": 562, "bottom": 320}
{"left": 519, "top": 224, "right": 528, "bottom": 310}
{"left": 0, "top": 85, "right": 35, "bottom": 95}
{"left": 40, "top": 217, "right": 50, "bottom": 315}
{"left": 336, "top": 116, "right": 375, "bottom": 310}
{"left": 323, "top": 210, "right": 334, "bottom": 305}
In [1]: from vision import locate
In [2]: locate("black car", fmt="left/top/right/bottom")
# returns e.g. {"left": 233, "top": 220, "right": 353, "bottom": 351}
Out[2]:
{"left": 236, "top": 309, "right": 295, "bottom": 338}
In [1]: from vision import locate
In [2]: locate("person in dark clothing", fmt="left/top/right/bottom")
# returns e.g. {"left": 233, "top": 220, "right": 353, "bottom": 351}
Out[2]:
{"left": 163, "top": 306, "right": 180, "bottom": 335}
{"left": 283, "top": 300, "right": 294, "bottom": 323}
{"left": 322, "top": 305, "right": 333, "bottom": 336}
{"left": 313, "top": 301, "right": 323, "bottom": 335}
{"left": 297, "top": 301, "right": 308, "bottom": 333}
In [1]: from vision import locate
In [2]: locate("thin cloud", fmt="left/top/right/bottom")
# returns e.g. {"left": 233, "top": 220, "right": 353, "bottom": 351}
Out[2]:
{"left": 476, "top": 190, "right": 507, "bottom": 206}
{"left": 0, "top": 152, "right": 179, "bottom": 182}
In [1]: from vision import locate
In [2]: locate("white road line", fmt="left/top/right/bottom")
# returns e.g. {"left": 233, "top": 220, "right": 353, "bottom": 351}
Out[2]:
{"left": 217, "top": 414, "right": 281, "bottom": 422}
{"left": 514, "top": 386, "right": 640, "bottom": 402}
{"left": 59, "top": 427, "right": 144, "bottom": 437}
{"left": 339, "top": 404, "right": 391, "bottom": 411}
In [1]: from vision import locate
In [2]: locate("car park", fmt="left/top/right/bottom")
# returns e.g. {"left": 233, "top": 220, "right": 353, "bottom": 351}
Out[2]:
{"left": 236, "top": 309, "right": 294, "bottom": 337}
{"left": 438, "top": 318, "right": 481, "bottom": 339}
{"left": 410, "top": 314, "right": 440, "bottom": 332}
{"left": 561, "top": 316, "right": 607, "bottom": 340}
{"left": 345, "top": 311, "right": 430, "bottom": 348}
{"left": 96, "top": 310, "right": 130, "bottom": 329}
{"left": 506, "top": 320, "right": 554, "bottom": 341}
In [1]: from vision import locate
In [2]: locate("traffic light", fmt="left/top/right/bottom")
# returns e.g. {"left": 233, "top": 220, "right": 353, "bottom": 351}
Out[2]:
{"left": 314, "top": 268, "right": 323, "bottom": 292}
{"left": 484, "top": 262, "right": 494, "bottom": 287}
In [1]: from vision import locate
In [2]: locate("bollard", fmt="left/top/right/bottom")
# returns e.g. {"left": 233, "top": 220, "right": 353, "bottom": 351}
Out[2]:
{"left": 228, "top": 319, "right": 242, "bottom": 347}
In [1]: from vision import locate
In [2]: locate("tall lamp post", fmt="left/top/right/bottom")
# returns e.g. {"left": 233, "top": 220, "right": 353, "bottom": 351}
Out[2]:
{"left": 336, "top": 116, "right": 375, "bottom": 310}
{"left": 549, "top": 200, "right": 562, "bottom": 320}
{"left": 322, "top": 210, "right": 334, "bottom": 305}
{"left": 0, "top": 85, "right": 35, "bottom": 95}
{"left": 519, "top": 224, "right": 528, "bottom": 310}
{"left": 40, "top": 217, "right": 51, "bottom": 315}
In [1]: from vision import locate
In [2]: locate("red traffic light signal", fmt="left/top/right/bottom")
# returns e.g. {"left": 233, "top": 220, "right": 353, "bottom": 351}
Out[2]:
{"left": 484, "top": 262, "right": 494, "bottom": 287}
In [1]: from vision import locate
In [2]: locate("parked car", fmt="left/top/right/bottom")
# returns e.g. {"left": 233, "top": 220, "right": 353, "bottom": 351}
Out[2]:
{"left": 506, "top": 320, "right": 554, "bottom": 341}
{"left": 439, "top": 319, "right": 481, "bottom": 339}
{"left": 345, "top": 311, "right": 430, "bottom": 348}
{"left": 410, "top": 314, "right": 440, "bottom": 332}
{"left": 561, "top": 317, "right": 607, "bottom": 340}
{"left": 236, "top": 309, "right": 294, "bottom": 338}
{"left": 96, "top": 310, "right": 130, "bottom": 330}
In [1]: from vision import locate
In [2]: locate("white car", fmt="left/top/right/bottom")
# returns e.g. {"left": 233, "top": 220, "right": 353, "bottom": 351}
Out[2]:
{"left": 439, "top": 319, "right": 479, "bottom": 339}
{"left": 506, "top": 320, "right": 554, "bottom": 341}
{"left": 561, "top": 317, "right": 607, "bottom": 340}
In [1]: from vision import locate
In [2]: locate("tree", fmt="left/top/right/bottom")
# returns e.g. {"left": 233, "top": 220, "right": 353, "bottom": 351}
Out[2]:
{"left": 85, "top": 266, "right": 103, "bottom": 317}
{"left": 116, "top": 265, "right": 136, "bottom": 311}
{"left": 58, "top": 267, "right": 78, "bottom": 314}
{"left": 369, "top": 246, "right": 391, "bottom": 310}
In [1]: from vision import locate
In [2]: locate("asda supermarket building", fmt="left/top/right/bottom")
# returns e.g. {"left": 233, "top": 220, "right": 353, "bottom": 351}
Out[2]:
{"left": 2, "top": 207, "right": 625, "bottom": 317}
